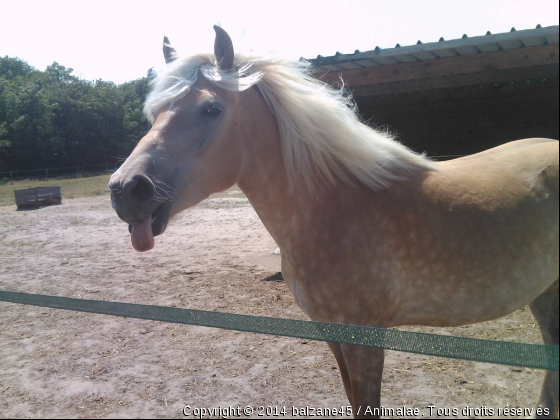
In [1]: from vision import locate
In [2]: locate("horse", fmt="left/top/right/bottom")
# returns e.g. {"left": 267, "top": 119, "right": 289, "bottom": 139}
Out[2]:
{"left": 109, "top": 26, "right": 559, "bottom": 418}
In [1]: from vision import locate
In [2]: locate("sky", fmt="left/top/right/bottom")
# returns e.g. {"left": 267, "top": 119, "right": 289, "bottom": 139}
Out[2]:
{"left": 1, "top": 0, "right": 558, "bottom": 84}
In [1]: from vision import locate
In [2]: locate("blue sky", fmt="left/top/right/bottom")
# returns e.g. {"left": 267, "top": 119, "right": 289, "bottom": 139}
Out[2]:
{"left": 1, "top": 0, "right": 558, "bottom": 84}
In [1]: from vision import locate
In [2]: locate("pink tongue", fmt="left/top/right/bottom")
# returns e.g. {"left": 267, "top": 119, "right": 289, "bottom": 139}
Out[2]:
{"left": 131, "top": 216, "right": 155, "bottom": 252}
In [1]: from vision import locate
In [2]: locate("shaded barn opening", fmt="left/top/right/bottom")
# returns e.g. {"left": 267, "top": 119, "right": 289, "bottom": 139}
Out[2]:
{"left": 311, "top": 25, "right": 559, "bottom": 159}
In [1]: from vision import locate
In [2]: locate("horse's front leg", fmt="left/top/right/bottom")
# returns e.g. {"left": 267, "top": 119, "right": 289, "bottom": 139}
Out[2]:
{"left": 334, "top": 344, "right": 384, "bottom": 419}
{"left": 328, "top": 343, "right": 353, "bottom": 402}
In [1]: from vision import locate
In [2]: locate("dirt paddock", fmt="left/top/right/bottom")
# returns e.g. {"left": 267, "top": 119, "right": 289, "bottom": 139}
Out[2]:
{"left": 0, "top": 190, "right": 547, "bottom": 418}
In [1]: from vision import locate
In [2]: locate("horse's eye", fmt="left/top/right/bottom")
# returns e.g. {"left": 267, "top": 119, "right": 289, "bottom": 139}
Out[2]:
{"left": 205, "top": 106, "right": 222, "bottom": 117}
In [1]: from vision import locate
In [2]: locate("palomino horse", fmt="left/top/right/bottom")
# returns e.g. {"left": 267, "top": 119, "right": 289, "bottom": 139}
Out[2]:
{"left": 110, "top": 27, "right": 559, "bottom": 418}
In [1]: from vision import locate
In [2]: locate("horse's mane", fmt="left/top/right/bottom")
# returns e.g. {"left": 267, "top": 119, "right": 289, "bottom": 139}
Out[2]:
{"left": 144, "top": 53, "right": 435, "bottom": 192}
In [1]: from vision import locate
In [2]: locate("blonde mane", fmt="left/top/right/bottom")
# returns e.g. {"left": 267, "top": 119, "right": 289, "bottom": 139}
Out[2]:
{"left": 144, "top": 53, "right": 435, "bottom": 192}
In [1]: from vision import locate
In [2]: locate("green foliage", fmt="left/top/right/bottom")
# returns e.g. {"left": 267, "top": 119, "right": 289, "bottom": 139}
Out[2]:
{"left": 0, "top": 56, "right": 154, "bottom": 172}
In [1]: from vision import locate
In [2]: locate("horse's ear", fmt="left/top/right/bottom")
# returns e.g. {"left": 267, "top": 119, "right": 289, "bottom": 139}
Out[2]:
{"left": 163, "top": 36, "right": 177, "bottom": 64}
{"left": 213, "top": 25, "right": 234, "bottom": 71}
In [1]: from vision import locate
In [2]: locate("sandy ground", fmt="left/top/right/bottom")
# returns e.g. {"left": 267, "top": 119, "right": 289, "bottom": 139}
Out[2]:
{"left": 0, "top": 191, "right": 549, "bottom": 419}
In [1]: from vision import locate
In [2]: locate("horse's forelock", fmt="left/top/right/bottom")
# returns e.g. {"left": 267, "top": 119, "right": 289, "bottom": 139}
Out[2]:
{"left": 143, "top": 54, "right": 266, "bottom": 123}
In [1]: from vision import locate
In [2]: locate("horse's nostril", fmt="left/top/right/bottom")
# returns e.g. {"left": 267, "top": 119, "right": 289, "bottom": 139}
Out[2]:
{"left": 123, "top": 175, "right": 155, "bottom": 204}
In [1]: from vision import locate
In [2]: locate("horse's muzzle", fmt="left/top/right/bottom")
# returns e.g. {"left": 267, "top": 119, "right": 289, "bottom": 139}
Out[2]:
{"left": 110, "top": 174, "right": 157, "bottom": 223}
{"left": 110, "top": 172, "right": 169, "bottom": 226}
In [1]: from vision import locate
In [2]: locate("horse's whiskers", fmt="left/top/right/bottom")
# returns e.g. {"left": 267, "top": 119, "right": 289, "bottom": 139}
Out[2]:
{"left": 153, "top": 184, "right": 175, "bottom": 198}
{"left": 150, "top": 176, "right": 176, "bottom": 192}
{"left": 146, "top": 173, "right": 177, "bottom": 202}
{"left": 153, "top": 191, "right": 174, "bottom": 203}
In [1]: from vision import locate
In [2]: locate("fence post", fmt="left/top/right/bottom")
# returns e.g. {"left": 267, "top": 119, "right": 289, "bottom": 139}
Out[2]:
{"left": 76, "top": 166, "right": 79, "bottom": 176}
{"left": 45, "top": 168, "right": 49, "bottom": 182}
{"left": 106, "top": 162, "right": 109, "bottom": 172}
{"left": 9, "top": 171, "right": 13, "bottom": 185}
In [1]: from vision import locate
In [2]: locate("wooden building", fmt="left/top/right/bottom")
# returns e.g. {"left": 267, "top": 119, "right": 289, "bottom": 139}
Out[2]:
{"left": 310, "top": 25, "right": 559, "bottom": 158}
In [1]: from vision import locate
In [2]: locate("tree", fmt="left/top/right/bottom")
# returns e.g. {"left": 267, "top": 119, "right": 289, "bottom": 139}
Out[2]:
{"left": 0, "top": 56, "right": 154, "bottom": 173}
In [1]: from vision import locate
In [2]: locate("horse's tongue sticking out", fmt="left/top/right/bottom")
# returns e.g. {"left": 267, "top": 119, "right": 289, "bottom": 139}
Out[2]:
{"left": 131, "top": 216, "right": 154, "bottom": 252}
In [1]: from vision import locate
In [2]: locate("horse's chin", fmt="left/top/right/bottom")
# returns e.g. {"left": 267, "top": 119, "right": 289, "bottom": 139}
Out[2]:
{"left": 152, "top": 202, "right": 172, "bottom": 237}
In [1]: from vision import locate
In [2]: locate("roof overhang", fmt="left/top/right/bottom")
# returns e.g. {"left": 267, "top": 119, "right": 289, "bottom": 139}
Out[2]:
{"left": 308, "top": 26, "right": 559, "bottom": 98}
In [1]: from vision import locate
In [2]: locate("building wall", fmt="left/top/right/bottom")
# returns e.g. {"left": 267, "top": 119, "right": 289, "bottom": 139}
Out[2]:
{"left": 355, "top": 77, "right": 559, "bottom": 159}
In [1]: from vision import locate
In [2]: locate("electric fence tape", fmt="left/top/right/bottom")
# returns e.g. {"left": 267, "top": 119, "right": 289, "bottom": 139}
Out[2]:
{"left": 0, "top": 291, "right": 557, "bottom": 371}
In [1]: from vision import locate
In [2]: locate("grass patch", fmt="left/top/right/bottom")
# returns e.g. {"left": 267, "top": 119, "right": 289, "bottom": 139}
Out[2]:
{"left": 0, "top": 174, "right": 111, "bottom": 207}
{"left": 0, "top": 175, "right": 246, "bottom": 208}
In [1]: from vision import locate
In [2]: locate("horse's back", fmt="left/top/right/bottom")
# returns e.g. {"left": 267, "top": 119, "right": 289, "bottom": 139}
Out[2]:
{"left": 450, "top": 138, "right": 558, "bottom": 163}
{"left": 434, "top": 139, "right": 559, "bottom": 204}
{"left": 427, "top": 138, "right": 558, "bottom": 279}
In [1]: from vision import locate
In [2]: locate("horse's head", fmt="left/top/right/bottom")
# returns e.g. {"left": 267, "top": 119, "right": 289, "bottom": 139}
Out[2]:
{"left": 109, "top": 27, "right": 251, "bottom": 252}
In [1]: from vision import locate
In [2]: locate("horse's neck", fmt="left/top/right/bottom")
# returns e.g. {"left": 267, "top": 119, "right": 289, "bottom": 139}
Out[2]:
{"left": 238, "top": 146, "right": 384, "bottom": 264}
{"left": 235, "top": 93, "right": 369, "bottom": 250}
{"left": 236, "top": 95, "right": 318, "bottom": 247}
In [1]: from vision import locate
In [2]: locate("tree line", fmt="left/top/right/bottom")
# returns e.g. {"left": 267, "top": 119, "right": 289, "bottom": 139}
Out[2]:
{"left": 0, "top": 56, "right": 154, "bottom": 174}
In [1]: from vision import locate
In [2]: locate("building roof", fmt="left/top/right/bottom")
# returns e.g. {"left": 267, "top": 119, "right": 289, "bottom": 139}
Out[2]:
{"left": 309, "top": 25, "right": 559, "bottom": 74}
{"left": 308, "top": 25, "right": 559, "bottom": 99}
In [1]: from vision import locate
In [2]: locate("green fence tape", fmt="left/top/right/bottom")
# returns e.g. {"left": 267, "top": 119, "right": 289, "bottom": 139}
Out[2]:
{"left": 0, "top": 290, "right": 557, "bottom": 371}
